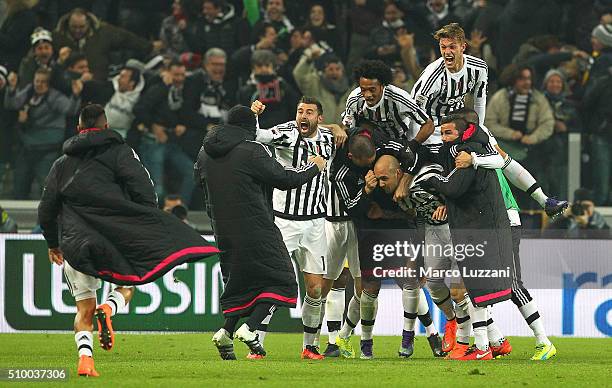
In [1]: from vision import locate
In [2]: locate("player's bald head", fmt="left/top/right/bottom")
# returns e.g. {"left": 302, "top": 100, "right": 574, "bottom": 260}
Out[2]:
{"left": 374, "top": 155, "right": 402, "bottom": 194}
{"left": 374, "top": 155, "right": 401, "bottom": 175}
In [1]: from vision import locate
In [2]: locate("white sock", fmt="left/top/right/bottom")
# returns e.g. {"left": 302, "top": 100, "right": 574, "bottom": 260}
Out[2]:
{"left": 313, "top": 298, "right": 326, "bottom": 347}
{"left": 106, "top": 290, "right": 127, "bottom": 316}
{"left": 455, "top": 297, "right": 471, "bottom": 344}
{"left": 360, "top": 291, "right": 378, "bottom": 341}
{"left": 402, "top": 287, "right": 419, "bottom": 332}
{"left": 502, "top": 157, "right": 547, "bottom": 207}
{"left": 326, "top": 288, "right": 345, "bottom": 344}
{"left": 467, "top": 298, "right": 489, "bottom": 351}
{"left": 339, "top": 295, "right": 360, "bottom": 339}
{"left": 519, "top": 301, "right": 551, "bottom": 345}
{"left": 417, "top": 289, "right": 438, "bottom": 336}
{"left": 302, "top": 294, "right": 322, "bottom": 347}
{"left": 75, "top": 331, "right": 93, "bottom": 357}
{"left": 428, "top": 283, "right": 456, "bottom": 320}
{"left": 486, "top": 308, "right": 505, "bottom": 347}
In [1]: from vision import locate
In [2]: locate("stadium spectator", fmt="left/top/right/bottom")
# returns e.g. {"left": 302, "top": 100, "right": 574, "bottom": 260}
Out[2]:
{"left": 540, "top": 69, "right": 582, "bottom": 199}
{"left": 101, "top": 60, "right": 146, "bottom": 139}
{"left": 159, "top": 0, "right": 192, "bottom": 58}
{"left": 513, "top": 35, "right": 590, "bottom": 87}
{"left": 366, "top": 1, "right": 409, "bottom": 66}
{"left": 52, "top": 8, "right": 160, "bottom": 81}
{"left": 231, "top": 22, "right": 280, "bottom": 84}
{"left": 582, "top": 64, "right": 612, "bottom": 205}
{"left": 253, "top": 0, "right": 294, "bottom": 52}
{"left": 485, "top": 64, "right": 554, "bottom": 207}
{"left": 17, "top": 28, "right": 63, "bottom": 89}
{"left": 183, "top": 48, "right": 234, "bottom": 150}
{"left": 34, "top": 0, "right": 112, "bottom": 30}
{"left": 292, "top": 53, "right": 350, "bottom": 124}
{"left": 303, "top": 3, "right": 340, "bottom": 55}
{"left": 183, "top": 0, "right": 249, "bottom": 57}
{"left": 133, "top": 61, "right": 195, "bottom": 206}
{"left": 586, "top": 23, "right": 612, "bottom": 86}
{"left": 547, "top": 188, "right": 610, "bottom": 238}
{"left": 0, "top": 205, "right": 18, "bottom": 233}
{"left": 4, "top": 68, "right": 82, "bottom": 199}
{"left": 237, "top": 49, "right": 299, "bottom": 129}
{"left": 0, "top": 0, "right": 37, "bottom": 71}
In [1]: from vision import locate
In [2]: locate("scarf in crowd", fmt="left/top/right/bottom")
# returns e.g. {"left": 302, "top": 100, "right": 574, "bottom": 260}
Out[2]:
{"left": 321, "top": 75, "right": 349, "bottom": 101}
{"left": 508, "top": 88, "right": 532, "bottom": 134}
{"left": 254, "top": 74, "right": 282, "bottom": 104}
{"left": 167, "top": 85, "right": 184, "bottom": 111}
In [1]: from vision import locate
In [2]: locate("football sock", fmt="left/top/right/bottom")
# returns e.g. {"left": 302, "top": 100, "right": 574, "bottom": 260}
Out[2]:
{"left": 339, "top": 295, "right": 360, "bottom": 339}
{"left": 467, "top": 297, "right": 489, "bottom": 351}
{"left": 223, "top": 316, "right": 240, "bottom": 337}
{"left": 486, "top": 308, "right": 506, "bottom": 347}
{"left": 302, "top": 294, "right": 322, "bottom": 347}
{"left": 75, "top": 331, "right": 93, "bottom": 357}
{"left": 519, "top": 301, "right": 551, "bottom": 345}
{"left": 502, "top": 156, "right": 547, "bottom": 207}
{"left": 417, "top": 289, "right": 438, "bottom": 336}
{"left": 402, "top": 287, "right": 419, "bottom": 332}
{"left": 326, "top": 287, "right": 345, "bottom": 344}
{"left": 455, "top": 296, "right": 471, "bottom": 344}
{"left": 105, "top": 290, "right": 127, "bottom": 316}
{"left": 428, "top": 283, "right": 456, "bottom": 320}
{"left": 360, "top": 291, "right": 378, "bottom": 341}
{"left": 314, "top": 298, "right": 326, "bottom": 347}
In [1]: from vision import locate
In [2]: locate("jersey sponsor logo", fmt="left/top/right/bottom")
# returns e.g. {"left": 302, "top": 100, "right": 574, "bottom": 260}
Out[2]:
{"left": 416, "top": 94, "right": 427, "bottom": 108}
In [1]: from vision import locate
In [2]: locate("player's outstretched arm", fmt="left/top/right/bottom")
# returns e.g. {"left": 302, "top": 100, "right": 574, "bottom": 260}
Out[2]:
{"left": 421, "top": 167, "right": 476, "bottom": 199}
{"left": 248, "top": 142, "right": 320, "bottom": 190}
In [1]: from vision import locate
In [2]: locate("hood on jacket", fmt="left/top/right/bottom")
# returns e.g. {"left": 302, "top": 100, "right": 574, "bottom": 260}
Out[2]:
{"left": 63, "top": 129, "right": 124, "bottom": 156}
{"left": 203, "top": 124, "right": 254, "bottom": 158}
{"left": 55, "top": 10, "right": 101, "bottom": 40}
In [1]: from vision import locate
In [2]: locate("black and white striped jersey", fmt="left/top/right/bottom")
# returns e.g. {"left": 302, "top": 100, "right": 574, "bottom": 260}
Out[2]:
{"left": 410, "top": 55, "right": 488, "bottom": 143}
{"left": 342, "top": 84, "right": 429, "bottom": 140}
{"left": 399, "top": 163, "right": 447, "bottom": 226}
{"left": 326, "top": 180, "right": 349, "bottom": 221}
{"left": 256, "top": 121, "right": 335, "bottom": 220}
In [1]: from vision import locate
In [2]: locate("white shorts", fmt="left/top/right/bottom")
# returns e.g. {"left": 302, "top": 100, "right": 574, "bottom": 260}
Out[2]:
{"left": 63, "top": 261, "right": 133, "bottom": 301}
{"left": 63, "top": 260, "right": 102, "bottom": 301}
{"left": 276, "top": 217, "right": 327, "bottom": 275}
{"left": 324, "top": 220, "right": 360, "bottom": 280}
{"left": 423, "top": 223, "right": 460, "bottom": 283}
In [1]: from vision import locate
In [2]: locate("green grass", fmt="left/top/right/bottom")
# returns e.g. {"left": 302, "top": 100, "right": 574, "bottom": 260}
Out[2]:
{"left": 0, "top": 333, "right": 610, "bottom": 387}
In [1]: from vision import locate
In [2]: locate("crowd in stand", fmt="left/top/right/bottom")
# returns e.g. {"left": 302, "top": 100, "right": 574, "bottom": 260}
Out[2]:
{"left": 1, "top": 0, "right": 612, "bottom": 210}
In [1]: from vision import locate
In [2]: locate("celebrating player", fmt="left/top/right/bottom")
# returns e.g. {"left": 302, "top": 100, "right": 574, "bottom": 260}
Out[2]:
{"left": 38, "top": 104, "right": 218, "bottom": 376}
{"left": 252, "top": 97, "right": 335, "bottom": 360}
{"left": 411, "top": 22, "right": 567, "bottom": 216}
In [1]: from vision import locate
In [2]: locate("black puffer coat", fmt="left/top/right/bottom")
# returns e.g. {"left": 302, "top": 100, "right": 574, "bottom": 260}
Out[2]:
{"left": 38, "top": 129, "right": 218, "bottom": 285}
{"left": 420, "top": 125, "right": 514, "bottom": 307}
{"left": 195, "top": 124, "right": 319, "bottom": 317}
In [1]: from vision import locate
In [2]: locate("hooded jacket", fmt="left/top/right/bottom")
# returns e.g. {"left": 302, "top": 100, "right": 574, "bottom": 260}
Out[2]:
{"left": 52, "top": 11, "right": 152, "bottom": 80}
{"left": 420, "top": 125, "right": 514, "bottom": 307}
{"left": 38, "top": 129, "right": 218, "bottom": 285}
{"left": 195, "top": 123, "right": 319, "bottom": 316}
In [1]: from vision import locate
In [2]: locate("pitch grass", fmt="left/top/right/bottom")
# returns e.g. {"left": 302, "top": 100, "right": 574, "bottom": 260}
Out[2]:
{"left": 0, "top": 334, "right": 610, "bottom": 387}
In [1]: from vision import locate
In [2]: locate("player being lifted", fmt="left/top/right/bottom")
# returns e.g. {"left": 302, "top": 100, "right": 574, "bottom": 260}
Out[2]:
{"left": 252, "top": 97, "right": 335, "bottom": 360}
{"left": 410, "top": 22, "right": 568, "bottom": 216}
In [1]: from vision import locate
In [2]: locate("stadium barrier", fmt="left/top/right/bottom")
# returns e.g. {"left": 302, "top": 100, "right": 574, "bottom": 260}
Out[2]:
{"left": 0, "top": 234, "right": 610, "bottom": 337}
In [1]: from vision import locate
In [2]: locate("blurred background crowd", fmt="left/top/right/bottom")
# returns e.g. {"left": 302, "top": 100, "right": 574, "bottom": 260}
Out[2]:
{"left": 0, "top": 0, "right": 611, "bottom": 222}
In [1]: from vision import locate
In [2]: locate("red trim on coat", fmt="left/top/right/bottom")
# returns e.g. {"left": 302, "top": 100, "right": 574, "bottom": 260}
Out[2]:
{"left": 223, "top": 292, "right": 298, "bottom": 314}
{"left": 462, "top": 124, "right": 476, "bottom": 141}
{"left": 97, "top": 246, "right": 219, "bottom": 282}
{"left": 473, "top": 288, "right": 512, "bottom": 304}
{"left": 79, "top": 127, "right": 104, "bottom": 134}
